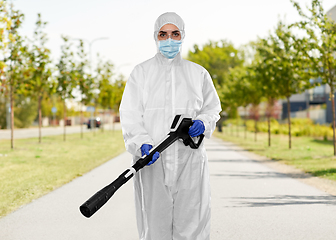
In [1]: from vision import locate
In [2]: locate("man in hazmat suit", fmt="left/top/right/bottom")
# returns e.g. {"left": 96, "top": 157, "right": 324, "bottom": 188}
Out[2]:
{"left": 119, "top": 12, "right": 221, "bottom": 240}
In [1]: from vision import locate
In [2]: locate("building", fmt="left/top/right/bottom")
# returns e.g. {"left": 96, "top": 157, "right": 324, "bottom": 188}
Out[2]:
{"left": 281, "top": 84, "right": 328, "bottom": 124}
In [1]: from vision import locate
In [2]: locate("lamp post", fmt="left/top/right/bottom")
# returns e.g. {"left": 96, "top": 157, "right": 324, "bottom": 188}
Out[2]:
{"left": 71, "top": 37, "right": 109, "bottom": 73}
{"left": 88, "top": 37, "right": 109, "bottom": 72}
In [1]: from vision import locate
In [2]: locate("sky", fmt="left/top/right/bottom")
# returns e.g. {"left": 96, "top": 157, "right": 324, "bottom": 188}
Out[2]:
{"left": 11, "top": 0, "right": 336, "bottom": 78}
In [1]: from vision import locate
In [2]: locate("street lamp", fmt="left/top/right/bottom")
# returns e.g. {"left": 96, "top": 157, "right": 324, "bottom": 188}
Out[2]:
{"left": 71, "top": 37, "right": 109, "bottom": 73}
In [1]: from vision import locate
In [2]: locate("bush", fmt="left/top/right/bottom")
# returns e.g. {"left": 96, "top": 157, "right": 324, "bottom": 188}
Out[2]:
{"left": 226, "top": 118, "right": 333, "bottom": 139}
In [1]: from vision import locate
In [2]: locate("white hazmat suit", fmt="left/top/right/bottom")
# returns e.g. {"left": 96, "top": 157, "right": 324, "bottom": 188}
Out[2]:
{"left": 119, "top": 12, "right": 221, "bottom": 240}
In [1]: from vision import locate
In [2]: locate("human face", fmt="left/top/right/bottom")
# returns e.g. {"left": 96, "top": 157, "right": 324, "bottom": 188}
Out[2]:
{"left": 156, "top": 24, "right": 182, "bottom": 41}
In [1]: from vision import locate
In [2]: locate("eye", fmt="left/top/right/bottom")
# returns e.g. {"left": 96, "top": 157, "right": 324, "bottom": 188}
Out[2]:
{"left": 172, "top": 31, "right": 181, "bottom": 39}
{"left": 158, "top": 32, "right": 167, "bottom": 39}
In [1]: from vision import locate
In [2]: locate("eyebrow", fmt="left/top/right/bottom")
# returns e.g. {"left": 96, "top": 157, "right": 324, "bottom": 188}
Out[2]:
{"left": 159, "top": 30, "right": 180, "bottom": 33}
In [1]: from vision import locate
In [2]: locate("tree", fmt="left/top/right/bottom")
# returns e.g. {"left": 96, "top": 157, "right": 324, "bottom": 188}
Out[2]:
{"left": 56, "top": 36, "right": 77, "bottom": 141}
{"left": 1, "top": 2, "right": 27, "bottom": 148}
{"left": 0, "top": 0, "right": 10, "bottom": 84}
{"left": 97, "top": 59, "right": 114, "bottom": 132}
{"left": 0, "top": 1, "right": 9, "bottom": 129}
{"left": 228, "top": 66, "right": 255, "bottom": 139}
{"left": 25, "top": 13, "right": 52, "bottom": 143}
{"left": 75, "top": 39, "right": 92, "bottom": 138}
{"left": 225, "top": 66, "right": 247, "bottom": 137}
{"left": 110, "top": 74, "right": 126, "bottom": 113}
{"left": 254, "top": 38, "right": 282, "bottom": 147}
{"left": 261, "top": 21, "right": 311, "bottom": 149}
{"left": 187, "top": 40, "right": 245, "bottom": 119}
{"left": 244, "top": 67, "right": 264, "bottom": 142}
{"left": 291, "top": 0, "right": 336, "bottom": 155}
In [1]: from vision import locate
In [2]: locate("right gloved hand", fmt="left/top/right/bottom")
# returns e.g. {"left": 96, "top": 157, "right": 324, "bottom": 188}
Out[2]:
{"left": 188, "top": 120, "right": 205, "bottom": 137}
{"left": 141, "top": 144, "right": 160, "bottom": 166}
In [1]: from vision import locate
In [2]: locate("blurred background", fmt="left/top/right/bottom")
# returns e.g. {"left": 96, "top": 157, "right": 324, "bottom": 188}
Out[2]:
{"left": 3, "top": 0, "right": 336, "bottom": 221}
{"left": 1, "top": 0, "right": 336, "bottom": 149}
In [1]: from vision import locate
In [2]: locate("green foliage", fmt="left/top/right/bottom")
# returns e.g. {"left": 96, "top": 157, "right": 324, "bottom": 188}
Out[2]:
{"left": 56, "top": 36, "right": 77, "bottom": 100}
{"left": 96, "top": 58, "right": 114, "bottom": 110}
{"left": 188, "top": 40, "right": 244, "bottom": 87}
{"left": 271, "top": 21, "right": 311, "bottom": 97}
{"left": 224, "top": 67, "right": 250, "bottom": 118}
{"left": 95, "top": 56, "right": 126, "bottom": 113}
{"left": 4, "top": 3, "right": 27, "bottom": 91}
{"left": 187, "top": 40, "right": 245, "bottom": 113}
{"left": 0, "top": 1, "right": 10, "bottom": 80}
{"left": 25, "top": 13, "right": 52, "bottom": 97}
{"left": 75, "top": 39, "right": 92, "bottom": 106}
{"left": 290, "top": 0, "right": 336, "bottom": 88}
{"left": 110, "top": 75, "right": 126, "bottom": 112}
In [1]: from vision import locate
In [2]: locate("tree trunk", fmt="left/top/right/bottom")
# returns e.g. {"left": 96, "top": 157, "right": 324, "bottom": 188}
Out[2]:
{"left": 80, "top": 102, "right": 83, "bottom": 139}
{"left": 63, "top": 100, "right": 66, "bottom": 142}
{"left": 236, "top": 115, "right": 239, "bottom": 137}
{"left": 38, "top": 95, "right": 42, "bottom": 143}
{"left": 244, "top": 106, "right": 247, "bottom": 139}
{"left": 330, "top": 87, "right": 336, "bottom": 156}
{"left": 93, "top": 107, "right": 96, "bottom": 136}
{"left": 113, "top": 113, "right": 115, "bottom": 134}
{"left": 111, "top": 110, "right": 114, "bottom": 131}
{"left": 287, "top": 96, "right": 291, "bottom": 149}
{"left": 267, "top": 98, "right": 274, "bottom": 147}
{"left": 10, "top": 85, "right": 14, "bottom": 149}
{"left": 254, "top": 118, "right": 257, "bottom": 142}
{"left": 102, "top": 109, "right": 105, "bottom": 133}
{"left": 268, "top": 115, "right": 271, "bottom": 147}
{"left": 92, "top": 103, "right": 97, "bottom": 136}
{"left": 306, "top": 89, "right": 310, "bottom": 119}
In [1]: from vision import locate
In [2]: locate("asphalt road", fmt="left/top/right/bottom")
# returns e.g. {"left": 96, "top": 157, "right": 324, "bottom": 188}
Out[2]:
{"left": 0, "top": 137, "right": 336, "bottom": 240}
{"left": 0, "top": 123, "right": 121, "bottom": 140}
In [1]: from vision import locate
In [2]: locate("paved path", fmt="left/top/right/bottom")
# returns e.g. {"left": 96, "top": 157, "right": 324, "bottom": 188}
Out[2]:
{"left": 208, "top": 138, "right": 336, "bottom": 240}
{"left": 1, "top": 137, "right": 336, "bottom": 239}
{"left": 0, "top": 123, "right": 121, "bottom": 140}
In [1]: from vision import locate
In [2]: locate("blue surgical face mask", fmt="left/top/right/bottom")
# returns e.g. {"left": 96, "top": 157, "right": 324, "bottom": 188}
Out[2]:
{"left": 158, "top": 38, "right": 182, "bottom": 59}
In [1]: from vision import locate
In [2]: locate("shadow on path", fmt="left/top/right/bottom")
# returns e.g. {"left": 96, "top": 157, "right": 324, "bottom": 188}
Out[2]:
{"left": 224, "top": 195, "right": 336, "bottom": 208}
{"left": 206, "top": 148, "right": 265, "bottom": 152}
{"left": 211, "top": 169, "right": 313, "bottom": 180}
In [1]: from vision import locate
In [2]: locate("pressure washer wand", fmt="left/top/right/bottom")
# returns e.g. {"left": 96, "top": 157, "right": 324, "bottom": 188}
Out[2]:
{"left": 79, "top": 115, "right": 204, "bottom": 218}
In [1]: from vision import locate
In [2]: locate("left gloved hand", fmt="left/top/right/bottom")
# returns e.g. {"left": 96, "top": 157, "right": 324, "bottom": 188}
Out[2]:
{"left": 188, "top": 120, "right": 205, "bottom": 137}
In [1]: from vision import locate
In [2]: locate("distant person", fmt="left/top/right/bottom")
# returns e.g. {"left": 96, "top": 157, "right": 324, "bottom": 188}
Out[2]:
{"left": 119, "top": 12, "right": 221, "bottom": 240}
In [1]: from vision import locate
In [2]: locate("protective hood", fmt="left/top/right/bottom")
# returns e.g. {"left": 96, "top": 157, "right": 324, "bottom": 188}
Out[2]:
{"left": 154, "top": 12, "right": 185, "bottom": 56}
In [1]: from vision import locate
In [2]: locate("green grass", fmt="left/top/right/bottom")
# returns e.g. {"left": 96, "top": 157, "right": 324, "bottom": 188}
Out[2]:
{"left": 0, "top": 130, "right": 125, "bottom": 218}
{"left": 214, "top": 126, "right": 336, "bottom": 181}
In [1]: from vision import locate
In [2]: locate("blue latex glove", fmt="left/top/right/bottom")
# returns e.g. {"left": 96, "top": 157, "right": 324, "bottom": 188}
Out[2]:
{"left": 188, "top": 120, "right": 205, "bottom": 137}
{"left": 141, "top": 144, "right": 160, "bottom": 166}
